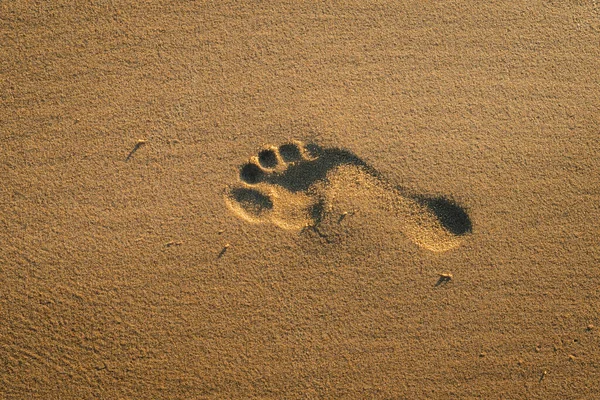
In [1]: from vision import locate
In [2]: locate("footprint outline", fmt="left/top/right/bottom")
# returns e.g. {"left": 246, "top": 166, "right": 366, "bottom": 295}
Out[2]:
{"left": 224, "top": 141, "right": 472, "bottom": 252}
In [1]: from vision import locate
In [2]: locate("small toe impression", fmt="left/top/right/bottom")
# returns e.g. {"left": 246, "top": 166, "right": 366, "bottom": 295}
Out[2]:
{"left": 258, "top": 148, "right": 279, "bottom": 169}
{"left": 240, "top": 163, "right": 264, "bottom": 184}
{"left": 278, "top": 143, "right": 302, "bottom": 163}
{"left": 304, "top": 143, "right": 322, "bottom": 159}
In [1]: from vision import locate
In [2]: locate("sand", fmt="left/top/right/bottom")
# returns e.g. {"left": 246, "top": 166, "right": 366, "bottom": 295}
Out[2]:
{"left": 1, "top": 1, "right": 599, "bottom": 398}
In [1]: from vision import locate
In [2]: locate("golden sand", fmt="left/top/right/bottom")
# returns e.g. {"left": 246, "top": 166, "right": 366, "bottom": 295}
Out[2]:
{"left": 1, "top": 1, "right": 599, "bottom": 398}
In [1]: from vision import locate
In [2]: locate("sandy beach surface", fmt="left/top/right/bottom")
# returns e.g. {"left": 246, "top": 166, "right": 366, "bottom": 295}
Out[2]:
{"left": 1, "top": 1, "right": 599, "bottom": 398}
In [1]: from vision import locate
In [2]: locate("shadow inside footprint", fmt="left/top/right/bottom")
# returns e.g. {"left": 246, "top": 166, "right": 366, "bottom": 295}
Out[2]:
{"left": 417, "top": 196, "right": 472, "bottom": 236}
{"left": 245, "top": 145, "right": 371, "bottom": 193}
{"left": 230, "top": 187, "right": 273, "bottom": 214}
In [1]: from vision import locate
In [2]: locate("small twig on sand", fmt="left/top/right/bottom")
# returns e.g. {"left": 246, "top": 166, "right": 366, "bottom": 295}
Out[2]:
{"left": 217, "top": 243, "right": 230, "bottom": 259}
{"left": 125, "top": 139, "right": 147, "bottom": 162}
{"left": 435, "top": 273, "right": 453, "bottom": 287}
{"left": 337, "top": 210, "right": 357, "bottom": 223}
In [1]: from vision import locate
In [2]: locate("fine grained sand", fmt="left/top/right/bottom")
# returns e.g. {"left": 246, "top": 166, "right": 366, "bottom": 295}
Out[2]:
{"left": 1, "top": 1, "right": 599, "bottom": 398}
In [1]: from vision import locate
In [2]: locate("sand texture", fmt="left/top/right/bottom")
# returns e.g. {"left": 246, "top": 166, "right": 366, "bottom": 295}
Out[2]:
{"left": 1, "top": 1, "right": 599, "bottom": 398}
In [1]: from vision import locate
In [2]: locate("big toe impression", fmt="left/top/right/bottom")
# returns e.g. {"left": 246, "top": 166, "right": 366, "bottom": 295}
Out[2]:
{"left": 225, "top": 187, "right": 274, "bottom": 223}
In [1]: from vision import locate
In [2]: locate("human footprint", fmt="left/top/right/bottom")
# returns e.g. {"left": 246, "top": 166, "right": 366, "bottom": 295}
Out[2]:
{"left": 224, "top": 141, "right": 471, "bottom": 252}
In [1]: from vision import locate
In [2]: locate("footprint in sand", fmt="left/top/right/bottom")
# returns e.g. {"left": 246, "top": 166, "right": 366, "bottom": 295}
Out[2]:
{"left": 224, "top": 141, "right": 471, "bottom": 252}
